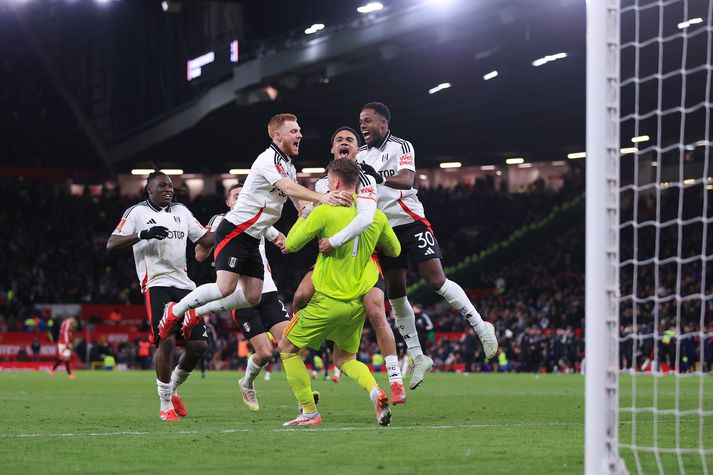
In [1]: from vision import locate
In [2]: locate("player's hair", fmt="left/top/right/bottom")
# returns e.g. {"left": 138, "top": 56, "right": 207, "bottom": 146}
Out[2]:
{"left": 330, "top": 126, "right": 360, "bottom": 146}
{"left": 327, "top": 158, "right": 360, "bottom": 187}
{"left": 267, "top": 113, "right": 298, "bottom": 139}
{"left": 142, "top": 162, "right": 177, "bottom": 202}
{"left": 362, "top": 102, "right": 391, "bottom": 122}
{"left": 226, "top": 182, "right": 242, "bottom": 197}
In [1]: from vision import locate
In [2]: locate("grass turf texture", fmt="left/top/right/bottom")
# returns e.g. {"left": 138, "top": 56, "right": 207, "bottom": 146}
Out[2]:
{"left": 0, "top": 371, "right": 709, "bottom": 474}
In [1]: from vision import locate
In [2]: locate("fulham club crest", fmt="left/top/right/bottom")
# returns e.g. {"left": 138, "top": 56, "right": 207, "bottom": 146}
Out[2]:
{"left": 229, "top": 257, "right": 237, "bottom": 268}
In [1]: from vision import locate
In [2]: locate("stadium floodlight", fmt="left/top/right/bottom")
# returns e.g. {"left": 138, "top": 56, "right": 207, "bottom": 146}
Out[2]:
{"left": 517, "top": 163, "right": 533, "bottom": 168}
{"left": 483, "top": 70, "right": 498, "bottom": 81}
{"left": 131, "top": 169, "right": 154, "bottom": 176}
{"left": 428, "top": 82, "right": 451, "bottom": 94}
{"left": 630, "top": 135, "right": 649, "bottom": 143}
{"left": 439, "top": 162, "right": 461, "bottom": 168}
{"left": 302, "top": 167, "right": 326, "bottom": 174}
{"left": 131, "top": 168, "right": 183, "bottom": 176}
{"left": 505, "top": 157, "right": 524, "bottom": 165}
{"left": 357, "top": 2, "right": 383, "bottom": 14}
{"left": 696, "top": 139, "right": 709, "bottom": 146}
{"left": 531, "top": 52, "right": 567, "bottom": 67}
{"left": 651, "top": 161, "right": 658, "bottom": 167}
{"left": 480, "top": 165, "right": 496, "bottom": 170}
{"left": 161, "top": 1, "right": 168, "bottom": 11}
{"left": 228, "top": 169, "right": 251, "bottom": 175}
{"left": 619, "top": 147, "right": 637, "bottom": 154}
{"left": 683, "top": 178, "right": 696, "bottom": 185}
{"left": 304, "top": 23, "right": 325, "bottom": 35}
{"left": 567, "top": 152, "right": 587, "bottom": 159}
{"left": 677, "top": 17, "right": 703, "bottom": 29}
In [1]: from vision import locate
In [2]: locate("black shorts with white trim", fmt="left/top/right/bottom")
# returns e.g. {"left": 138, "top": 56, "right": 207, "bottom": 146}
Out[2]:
{"left": 213, "top": 219, "right": 264, "bottom": 279}
{"left": 144, "top": 286, "right": 208, "bottom": 347}
{"left": 232, "top": 292, "right": 290, "bottom": 339}
{"left": 377, "top": 220, "right": 443, "bottom": 271}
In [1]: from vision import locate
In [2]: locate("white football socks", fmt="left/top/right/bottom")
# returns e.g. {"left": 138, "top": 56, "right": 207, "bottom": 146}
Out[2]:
{"left": 389, "top": 296, "right": 423, "bottom": 358}
{"left": 385, "top": 355, "right": 403, "bottom": 384}
{"left": 170, "top": 367, "right": 190, "bottom": 395}
{"left": 244, "top": 355, "right": 265, "bottom": 387}
{"left": 194, "top": 285, "right": 250, "bottom": 316}
{"left": 173, "top": 283, "right": 223, "bottom": 317}
{"left": 435, "top": 279, "right": 485, "bottom": 329}
{"left": 157, "top": 379, "right": 173, "bottom": 412}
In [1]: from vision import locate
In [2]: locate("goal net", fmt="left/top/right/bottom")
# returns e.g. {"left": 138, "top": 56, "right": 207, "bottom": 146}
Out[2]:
{"left": 586, "top": 0, "right": 712, "bottom": 473}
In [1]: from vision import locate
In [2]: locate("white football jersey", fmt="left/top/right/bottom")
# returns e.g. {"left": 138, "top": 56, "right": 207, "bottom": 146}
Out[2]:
{"left": 224, "top": 143, "right": 297, "bottom": 239}
{"left": 206, "top": 214, "right": 277, "bottom": 294}
{"left": 357, "top": 131, "right": 426, "bottom": 227}
{"left": 112, "top": 200, "right": 207, "bottom": 292}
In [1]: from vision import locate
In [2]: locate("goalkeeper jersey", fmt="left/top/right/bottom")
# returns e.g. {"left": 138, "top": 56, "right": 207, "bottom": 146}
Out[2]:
{"left": 285, "top": 199, "right": 400, "bottom": 301}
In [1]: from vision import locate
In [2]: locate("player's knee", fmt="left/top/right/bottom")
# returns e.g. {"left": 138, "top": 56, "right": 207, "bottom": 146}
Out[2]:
{"left": 188, "top": 340, "right": 208, "bottom": 356}
{"left": 426, "top": 274, "right": 446, "bottom": 290}
{"left": 246, "top": 291, "right": 261, "bottom": 307}
{"left": 217, "top": 280, "right": 235, "bottom": 297}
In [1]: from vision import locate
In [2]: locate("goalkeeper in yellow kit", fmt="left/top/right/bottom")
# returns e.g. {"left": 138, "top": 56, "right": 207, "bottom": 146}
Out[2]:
{"left": 278, "top": 158, "right": 401, "bottom": 427}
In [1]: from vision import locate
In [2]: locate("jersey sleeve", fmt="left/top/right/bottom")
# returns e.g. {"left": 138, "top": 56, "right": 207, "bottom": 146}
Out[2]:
{"left": 206, "top": 214, "right": 224, "bottom": 232}
{"left": 377, "top": 215, "right": 401, "bottom": 258}
{"left": 186, "top": 209, "right": 207, "bottom": 243}
{"left": 254, "top": 153, "right": 290, "bottom": 186}
{"left": 314, "top": 177, "right": 329, "bottom": 194}
{"left": 396, "top": 140, "right": 416, "bottom": 172}
{"left": 285, "top": 207, "right": 326, "bottom": 253}
{"left": 264, "top": 226, "right": 280, "bottom": 243}
{"left": 112, "top": 206, "right": 139, "bottom": 236}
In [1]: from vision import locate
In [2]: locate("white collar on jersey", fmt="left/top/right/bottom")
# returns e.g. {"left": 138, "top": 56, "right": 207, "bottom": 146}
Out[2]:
{"left": 270, "top": 142, "right": 292, "bottom": 162}
{"left": 368, "top": 131, "right": 391, "bottom": 151}
{"left": 146, "top": 200, "right": 172, "bottom": 213}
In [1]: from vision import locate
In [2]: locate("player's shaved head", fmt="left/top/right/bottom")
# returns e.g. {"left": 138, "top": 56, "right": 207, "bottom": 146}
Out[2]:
{"left": 362, "top": 102, "right": 391, "bottom": 122}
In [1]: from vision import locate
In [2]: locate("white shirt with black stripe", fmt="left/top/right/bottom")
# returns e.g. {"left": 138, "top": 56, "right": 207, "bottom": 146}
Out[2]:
{"left": 206, "top": 214, "right": 278, "bottom": 293}
{"left": 357, "top": 131, "right": 426, "bottom": 227}
{"left": 112, "top": 201, "right": 207, "bottom": 293}
{"left": 224, "top": 143, "right": 297, "bottom": 240}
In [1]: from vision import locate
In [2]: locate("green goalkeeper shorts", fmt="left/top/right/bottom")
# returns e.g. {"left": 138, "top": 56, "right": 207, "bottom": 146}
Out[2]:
{"left": 285, "top": 291, "right": 366, "bottom": 354}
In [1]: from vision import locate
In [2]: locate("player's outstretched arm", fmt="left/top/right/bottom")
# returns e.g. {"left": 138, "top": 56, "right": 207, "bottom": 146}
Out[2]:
{"left": 284, "top": 209, "right": 324, "bottom": 254}
{"left": 275, "top": 178, "right": 353, "bottom": 207}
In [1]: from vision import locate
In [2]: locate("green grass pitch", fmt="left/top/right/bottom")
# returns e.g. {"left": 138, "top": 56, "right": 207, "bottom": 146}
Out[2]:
{"left": 0, "top": 371, "right": 710, "bottom": 474}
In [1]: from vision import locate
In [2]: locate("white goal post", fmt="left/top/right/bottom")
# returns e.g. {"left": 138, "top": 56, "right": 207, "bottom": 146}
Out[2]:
{"left": 587, "top": 0, "right": 712, "bottom": 474}
{"left": 586, "top": 0, "right": 624, "bottom": 473}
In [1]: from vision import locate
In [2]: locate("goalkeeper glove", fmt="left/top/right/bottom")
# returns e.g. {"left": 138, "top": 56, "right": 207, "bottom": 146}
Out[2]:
{"left": 139, "top": 226, "right": 169, "bottom": 240}
{"left": 359, "top": 163, "right": 384, "bottom": 184}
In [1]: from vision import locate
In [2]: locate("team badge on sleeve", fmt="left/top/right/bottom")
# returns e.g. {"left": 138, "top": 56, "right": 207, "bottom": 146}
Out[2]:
{"left": 115, "top": 218, "right": 127, "bottom": 232}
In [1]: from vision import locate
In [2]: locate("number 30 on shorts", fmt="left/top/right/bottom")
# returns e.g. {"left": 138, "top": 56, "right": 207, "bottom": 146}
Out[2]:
{"left": 415, "top": 231, "right": 435, "bottom": 248}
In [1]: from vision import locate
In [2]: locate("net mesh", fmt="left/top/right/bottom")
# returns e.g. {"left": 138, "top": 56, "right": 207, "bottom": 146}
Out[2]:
{"left": 618, "top": 0, "right": 713, "bottom": 473}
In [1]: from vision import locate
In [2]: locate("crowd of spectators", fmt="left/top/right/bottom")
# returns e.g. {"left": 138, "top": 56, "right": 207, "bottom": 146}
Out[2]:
{"left": 2, "top": 165, "right": 711, "bottom": 374}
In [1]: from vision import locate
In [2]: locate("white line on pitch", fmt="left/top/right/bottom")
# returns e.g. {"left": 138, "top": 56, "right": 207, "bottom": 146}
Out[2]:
{"left": 0, "top": 421, "right": 578, "bottom": 439}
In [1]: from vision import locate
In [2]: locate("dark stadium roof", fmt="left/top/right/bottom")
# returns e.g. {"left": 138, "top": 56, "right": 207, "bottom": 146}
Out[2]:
{"left": 7, "top": 0, "right": 705, "bottom": 174}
